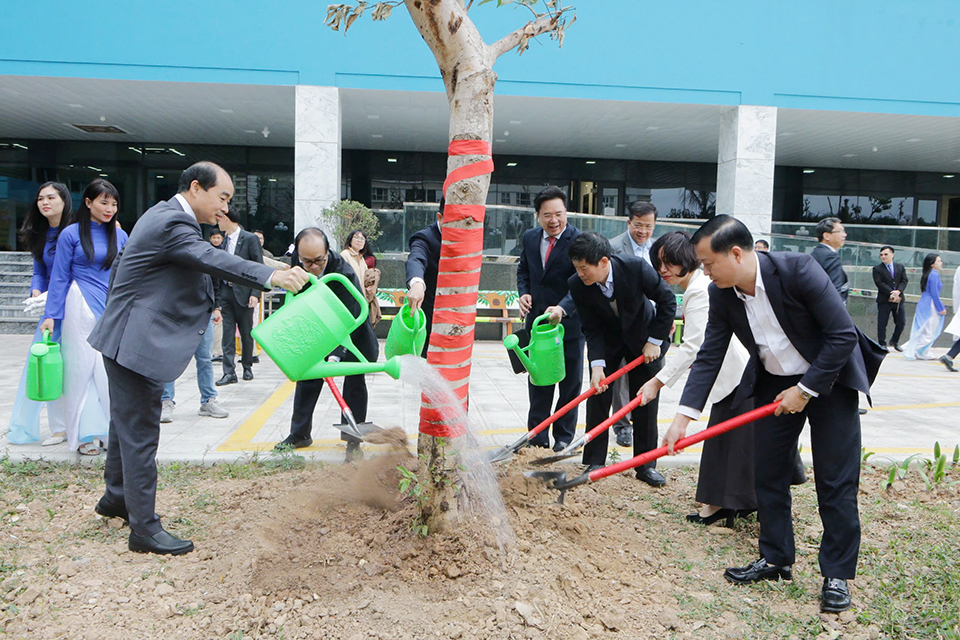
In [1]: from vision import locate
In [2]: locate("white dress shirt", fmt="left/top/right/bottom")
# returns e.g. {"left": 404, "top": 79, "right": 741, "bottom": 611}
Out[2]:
{"left": 224, "top": 228, "right": 241, "bottom": 255}
{"left": 677, "top": 253, "right": 816, "bottom": 421}
{"left": 628, "top": 235, "right": 653, "bottom": 265}
{"left": 540, "top": 225, "right": 566, "bottom": 267}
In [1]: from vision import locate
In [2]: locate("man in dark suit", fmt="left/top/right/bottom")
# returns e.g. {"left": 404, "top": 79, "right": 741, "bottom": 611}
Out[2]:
{"left": 664, "top": 215, "right": 885, "bottom": 613}
{"left": 566, "top": 232, "right": 677, "bottom": 485}
{"left": 516, "top": 186, "right": 583, "bottom": 451}
{"left": 88, "top": 162, "right": 308, "bottom": 555}
{"left": 872, "top": 245, "right": 908, "bottom": 351}
{"left": 405, "top": 200, "right": 442, "bottom": 357}
{"left": 274, "top": 227, "right": 378, "bottom": 462}
{"left": 215, "top": 206, "right": 264, "bottom": 385}
{"left": 810, "top": 217, "right": 849, "bottom": 304}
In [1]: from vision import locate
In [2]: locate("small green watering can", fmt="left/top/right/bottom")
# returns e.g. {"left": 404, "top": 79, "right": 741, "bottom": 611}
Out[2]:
{"left": 503, "top": 313, "right": 565, "bottom": 386}
{"left": 252, "top": 273, "right": 401, "bottom": 381}
{"left": 385, "top": 302, "right": 427, "bottom": 359}
{"left": 26, "top": 329, "right": 63, "bottom": 402}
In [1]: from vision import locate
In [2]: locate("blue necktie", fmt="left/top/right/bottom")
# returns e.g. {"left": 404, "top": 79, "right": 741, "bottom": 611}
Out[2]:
{"left": 888, "top": 264, "right": 894, "bottom": 279}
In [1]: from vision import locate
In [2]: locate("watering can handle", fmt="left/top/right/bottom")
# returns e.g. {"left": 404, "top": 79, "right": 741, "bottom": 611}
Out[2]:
{"left": 42, "top": 328, "right": 51, "bottom": 344}
{"left": 531, "top": 313, "right": 552, "bottom": 332}
{"left": 319, "top": 273, "right": 370, "bottom": 325}
{"left": 284, "top": 273, "right": 320, "bottom": 304}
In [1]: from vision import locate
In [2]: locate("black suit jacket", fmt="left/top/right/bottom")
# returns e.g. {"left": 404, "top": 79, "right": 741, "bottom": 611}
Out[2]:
{"left": 405, "top": 222, "right": 441, "bottom": 319}
{"left": 516, "top": 225, "right": 582, "bottom": 340}
{"left": 567, "top": 254, "right": 676, "bottom": 365}
{"left": 679, "top": 251, "right": 886, "bottom": 412}
{"left": 811, "top": 243, "right": 849, "bottom": 302}
{"left": 872, "top": 261, "right": 908, "bottom": 303}
{"left": 218, "top": 228, "right": 264, "bottom": 307}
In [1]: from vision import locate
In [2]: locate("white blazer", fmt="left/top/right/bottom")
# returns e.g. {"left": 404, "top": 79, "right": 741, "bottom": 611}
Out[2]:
{"left": 656, "top": 269, "right": 749, "bottom": 404}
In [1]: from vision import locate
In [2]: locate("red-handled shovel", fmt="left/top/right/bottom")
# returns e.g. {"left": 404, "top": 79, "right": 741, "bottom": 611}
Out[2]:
{"left": 325, "top": 377, "right": 387, "bottom": 440}
{"left": 529, "top": 390, "right": 646, "bottom": 466}
{"left": 526, "top": 401, "right": 780, "bottom": 503}
{"left": 486, "top": 355, "right": 646, "bottom": 464}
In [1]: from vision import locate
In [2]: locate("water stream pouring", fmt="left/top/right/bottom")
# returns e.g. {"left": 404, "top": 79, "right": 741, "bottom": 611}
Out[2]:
{"left": 252, "top": 273, "right": 402, "bottom": 381}
{"left": 26, "top": 329, "right": 62, "bottom": 402}
{"left": 384, "top": 302, "right": 427, "bottom": 359}
{"left": 503, "top": 313, "right": 565, "bottom": 386}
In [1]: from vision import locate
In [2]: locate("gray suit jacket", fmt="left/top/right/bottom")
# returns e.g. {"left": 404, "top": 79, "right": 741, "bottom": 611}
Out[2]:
{"left": 218, "top": 228, "right": 264, "bottom": 307}
{"left": 609, "top": 231, "right": 636, "bottom": 256}
{"left": 88, "top": 197, "right": 275, "bottom": 382}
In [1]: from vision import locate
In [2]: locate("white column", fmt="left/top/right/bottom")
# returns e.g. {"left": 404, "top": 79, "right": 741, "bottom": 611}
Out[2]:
{"left": 715, "top": 105, "right": 777, "bottom": 239}
{"left": 294, "top": 85, "right": 341, "bottom": 241}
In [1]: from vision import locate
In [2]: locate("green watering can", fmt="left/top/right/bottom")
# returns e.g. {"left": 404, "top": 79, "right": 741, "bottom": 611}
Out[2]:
{"left": 26, "top": 329, "right": 63, "bottom": 402}
{"left": 503, "top": 313, "right": 565, "bottom": 386}
{"left": 384, "top": 302, "right": 427, "bottom": 359}
{"left": 252, "top": 273, "right": 401, "bottom": 381}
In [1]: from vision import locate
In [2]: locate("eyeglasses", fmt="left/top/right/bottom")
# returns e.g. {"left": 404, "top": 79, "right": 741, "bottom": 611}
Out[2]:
{"left": 300, "top": 255, "right": 328, "bottom": 268}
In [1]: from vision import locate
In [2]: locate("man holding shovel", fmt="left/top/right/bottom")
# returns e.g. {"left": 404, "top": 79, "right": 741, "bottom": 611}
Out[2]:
{"left": 273, "top": 227, "right": 379, "bottom": 462}
{"left": 664, "top": 215, "right": 885, "bottom": 613}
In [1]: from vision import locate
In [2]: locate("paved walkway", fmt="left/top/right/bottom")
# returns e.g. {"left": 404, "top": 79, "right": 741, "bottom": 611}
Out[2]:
{"left": 1, "top": 334, "right": 958, "bottom": 468}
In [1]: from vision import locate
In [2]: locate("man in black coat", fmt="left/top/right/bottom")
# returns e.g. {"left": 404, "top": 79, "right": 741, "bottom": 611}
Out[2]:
{"left": 274, "top": 227, "right": 379, "bottom": 462}
{"left": 872, "top": 245, "right": 909, "bottom": 351}
{"left": 664, "top": 215, "right": 885, "bottom": 613}
{"left": 566, "top": 232, "right": 677, "bottom": 485}
{"left": 404, "top": 201, "right": 442, "bottom": 357}
{"left": 516, "top": 186, "right": 583, "bottom": 451}
{"left": 810, "top": 217, "right": 849, "bottom": 303}
{"left": 215, "top": 205, "right": 264, "bottom": 384}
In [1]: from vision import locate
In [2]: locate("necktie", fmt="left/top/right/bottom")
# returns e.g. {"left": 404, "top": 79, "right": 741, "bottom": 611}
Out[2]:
{"left": 543, "top": 235, "right": 557, "bottom": 266}
{"left": 888, "top": 263, "right": 894, "bottom": 279}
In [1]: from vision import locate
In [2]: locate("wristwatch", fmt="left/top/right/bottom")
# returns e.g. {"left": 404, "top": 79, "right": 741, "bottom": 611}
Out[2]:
{"left": 798, "top": 388, "right": 813, "bottom": 401}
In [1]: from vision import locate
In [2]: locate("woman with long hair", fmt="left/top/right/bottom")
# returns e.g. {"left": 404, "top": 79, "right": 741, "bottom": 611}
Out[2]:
{"left": 38, "top": 179, "right": 128, "bottom": 455}
{"left": 7, "top": 182, "right": 74, "bottom": 445}
{"left": 639, "top": 231, "right": 755, "bottom": 526}
{"left": 903, "top": 253, "right": 947, "bottom": 361}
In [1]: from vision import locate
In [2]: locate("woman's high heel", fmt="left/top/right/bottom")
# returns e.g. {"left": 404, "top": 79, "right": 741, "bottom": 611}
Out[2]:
{"left": 686, "top": 508, "right": 736, "bottom": 527}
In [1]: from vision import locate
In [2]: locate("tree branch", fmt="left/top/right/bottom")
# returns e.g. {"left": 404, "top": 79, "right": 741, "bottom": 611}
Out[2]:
{"left": 488, "top": 10, "right": 564, "bottom": 59}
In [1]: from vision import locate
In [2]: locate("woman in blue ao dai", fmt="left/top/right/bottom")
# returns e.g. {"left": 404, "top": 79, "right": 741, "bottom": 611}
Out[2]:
{"left": 903, "top": 253, "right": 947, "bottom": 361}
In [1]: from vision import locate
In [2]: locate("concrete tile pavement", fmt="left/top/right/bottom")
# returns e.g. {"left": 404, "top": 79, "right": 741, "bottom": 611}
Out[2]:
{"left": 1, "top": 334, "right": 958, "bottom": 469}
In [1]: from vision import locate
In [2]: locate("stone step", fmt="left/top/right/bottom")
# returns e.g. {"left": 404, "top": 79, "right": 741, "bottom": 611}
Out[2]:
{"left": 0, "top": 317, "right": 38, "bottom": 334}
{"left": 0, "top": 293, "right": 29, "bottom": 305}
{"left": 0, "top": 271, "right": 33, "bottom": 283}
{"left": 0, "top": 305, "right": 40, "bottom": 318}
{"left": 0, "top": 261, "right": 33, "bottom": 272}
{"left": 0, "top": 282, "right": 32, "bottom": 291}
{"left": 0, "top": 252, "right": 32, "bottom": 263}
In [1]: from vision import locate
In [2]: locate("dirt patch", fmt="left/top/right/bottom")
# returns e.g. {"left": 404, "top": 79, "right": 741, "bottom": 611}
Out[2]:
{"left": 1, "top": 453, "right": 958, "bottom": 639}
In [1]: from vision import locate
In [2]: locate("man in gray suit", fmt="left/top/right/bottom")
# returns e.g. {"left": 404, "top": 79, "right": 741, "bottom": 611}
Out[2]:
{"left": 607, "top": 201, "right": 659, "bottom": 450}
{"left": 88, "top": 162, "right": 308, "bottom": 555}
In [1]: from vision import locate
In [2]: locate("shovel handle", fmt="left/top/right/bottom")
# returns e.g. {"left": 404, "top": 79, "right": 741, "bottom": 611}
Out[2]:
{"left": 582, "top": 391, "right": 645, "bottom": 445}
{"left": 324, "top": 377, "right": 350, "bottom": 412}
{"left": 523, "top": 355, "right": 646, "bottom": 443}
{"left": 587, "top": 401, "right": 781, "bottom": 483}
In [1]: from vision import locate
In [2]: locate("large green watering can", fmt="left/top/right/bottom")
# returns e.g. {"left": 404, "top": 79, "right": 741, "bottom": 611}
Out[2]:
{"left": 26, "top": 329, "right": 63, "bottom": 402}
{"left": 252, "top": 273, "right": 401, "bottom": 381}
{"left": 384, "top": 302, "right": 427, "bottom": 359}
{"left": 503, "top": 313, "right": 565, "bottom": 386}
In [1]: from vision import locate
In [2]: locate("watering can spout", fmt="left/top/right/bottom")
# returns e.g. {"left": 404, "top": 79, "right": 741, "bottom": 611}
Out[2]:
{"left": 503, "top": 333, "right": 537, "bottom": 378}
{"left": 300, "top": 356, "right": 403, "bottom": 381}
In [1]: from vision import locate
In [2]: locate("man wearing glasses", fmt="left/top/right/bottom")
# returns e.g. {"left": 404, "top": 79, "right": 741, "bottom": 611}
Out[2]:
{"left": 274, "top": 228, "right": 378, "bottom": 462}
{"left": 607, "top": 201, "right": 660, "bottom": 451}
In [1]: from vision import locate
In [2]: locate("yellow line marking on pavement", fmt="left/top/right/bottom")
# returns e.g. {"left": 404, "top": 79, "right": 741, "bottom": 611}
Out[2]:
{"left": 217, "top": 381, "right": 296, "bottom": 452}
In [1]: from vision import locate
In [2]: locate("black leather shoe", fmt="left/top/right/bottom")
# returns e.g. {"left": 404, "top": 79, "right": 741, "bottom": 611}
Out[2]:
{"left": 585, "top": 464, "right": 603, "bottom": 473}
{"left": 724, "top": 557, "right": 792, "bottom": 584}
{"left": 892, "top": 342, "right": 903, "bottom": 352}
{"left": 858, "top": 407, "right": 868, "bottom": 415}
{"left": 686, "top": 508, "right": 735, "bottom": 527}
{"left": 553, "top": 440, "right": 570, "bottom": 452}
{"left": 274, "top": 434, "right": 313, "bottom": 451}
{"left": 129, "top": 529, "right": 194, "bottom": 555}
{"left": 530, "top": 440, "right": 550, "bottom": 449}
{"left": 215, "top": 373, "right": 238, "bottom": 386}
{"left": 821, "top": 577, "right": 851, "bottom": 612}
{"left": 211, "top": 355, "right": 223, "bottom": 362}
{"left": 615, "top": 428, "right": 633, "bottom": 448}
{"left": 94, "top": 499, "right": 129, "bottom": 522}
{"left": 940, "top": 355, "right": 958, "bottom": 372}
{"left": 636, "top": 467, "right": 666, "bottom": 487}
{"left": 251, "top": 355, "right": 260, "bottom": 364}
{"left": 242, "top": 368, "right": 254, "bottom": 381}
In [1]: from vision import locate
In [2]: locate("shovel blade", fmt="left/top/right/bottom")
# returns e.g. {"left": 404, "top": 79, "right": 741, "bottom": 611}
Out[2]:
{"left": 486, "top": 446, "right": 515, "bottom": 464}
{"left": 330, "top": 421, "right": 365, "bottom": 440}
{"left": 528, "top": 450, "right": 580, "bottom": 466}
